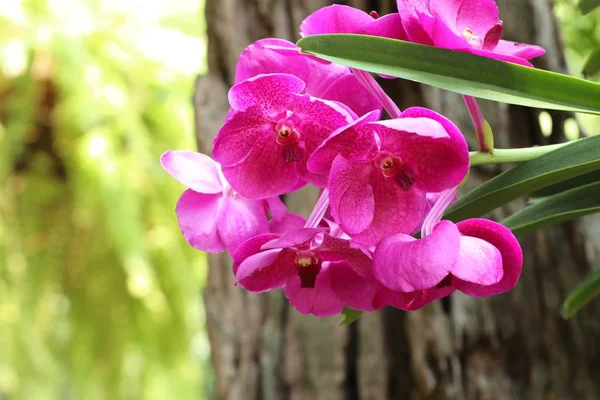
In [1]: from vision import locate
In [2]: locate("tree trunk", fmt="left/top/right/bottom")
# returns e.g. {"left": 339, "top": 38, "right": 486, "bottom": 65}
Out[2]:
{"left": 194, "top": 1, "right": 600, "bottom": 399}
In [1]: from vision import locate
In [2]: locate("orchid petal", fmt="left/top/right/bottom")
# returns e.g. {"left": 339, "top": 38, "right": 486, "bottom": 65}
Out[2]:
{"left": 494, "top": 40, "right": 546, "bottom": 61}
{"left": 217, "top": 195, "right": 269, "bottom": 253}
{"left": 269, "top": 213, "right": 306, "bottom": 235}
{"left": 430, "top": 0, "right": 499, "bottom": 39}
{"left": 451, "top": 235, "right": 504, "bottom": 293}
{"left": 317, "top": 234, "right": 373, "bottom": 277}
{"left": 175, "top": 189, "right": 225, "bottom": 252}
{"left": 161, "top": 151, "right": 223, "bottom": 194}
{"left": 228, "top": 73, "right": 304, "bottom": 114}
{"left": 375, "top": 286, "right": 454, "bottom": 310}
{"left": 284, "top": 262, "right": 345, "bottom": 317}
{"left": 328, "top": 156, "right": 375, "bottom": 235}
{"left": 300, "top": 5, "right": 374, "bottom": 36}
{"left": 358, "top": 13, "right": 407, "bottom": 40}
{"left": 236, "top": 248, "right": 297, "bottom": 292}
{"left": 261, "top": 227, "right": 325, "bottom": 250}
{"left": 374, "top": 220, "right": 460, "bottom": 291}
{"left": 328, "top": 262, "right": 384, "bottom": 311}
{"left": 266, "top": 196, "right": 287, "bottom": 220}
{"left": 232, "top": 233, "right": 279, "bottom": 274}
{"left": 456, "top": 219, "right": 523, "bottom": 296}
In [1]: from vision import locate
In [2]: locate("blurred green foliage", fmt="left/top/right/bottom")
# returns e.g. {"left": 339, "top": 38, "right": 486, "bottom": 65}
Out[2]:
{"left": 0, "top": 0, "right": 211, "bottom": 399}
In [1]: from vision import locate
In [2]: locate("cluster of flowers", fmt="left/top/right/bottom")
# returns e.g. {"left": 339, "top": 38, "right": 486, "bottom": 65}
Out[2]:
{"left": 163, "top": 0, "right": 544, "bottom": 316}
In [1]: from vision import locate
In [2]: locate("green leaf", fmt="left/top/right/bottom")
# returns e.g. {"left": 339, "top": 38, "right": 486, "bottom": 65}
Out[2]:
{"left": 502, "top": 181, "right": 600, "bottom": 237}
{"left": 579, "top": 0, "right": 600, "bottom": 14}
{"left": 531, "top": 170, "right": 600, "bottom": 198}
{"left": 340, "top": 308, "right": 362, "bottom": 326}
{"left": 582, "top": 49, "right": 600, "bottom": 78}
{"left": 561, "top": 266, "right": 600, "bottom": 318}
{"left": 445, "top": 135, "right": 600, "bottom": 222}
{"left": 297, "top": 34, "right": 600, "bottom": 114}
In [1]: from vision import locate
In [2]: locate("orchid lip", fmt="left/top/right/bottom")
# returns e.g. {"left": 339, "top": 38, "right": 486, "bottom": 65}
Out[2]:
{"left": 374, "top": 153, "right": 416, "bottom": 190}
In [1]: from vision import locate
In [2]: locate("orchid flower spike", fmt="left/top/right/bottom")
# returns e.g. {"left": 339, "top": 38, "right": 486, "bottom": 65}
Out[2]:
{"left": 397, "top": 0, "right": 546, "bottom": 66}
{"left": 213, "top": 73, "right": 355, "bottom": 199}
{"left": 308, "top": 107, "right": 469, "bottom": 245}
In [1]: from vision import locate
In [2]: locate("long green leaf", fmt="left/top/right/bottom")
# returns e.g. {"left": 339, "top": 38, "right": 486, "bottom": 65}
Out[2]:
{"left": 297, "top": 34, "right": 600, "bottom": 114}
{"left": 561, "top": 267, "right": 600, "bottom": 319}
{"left": 444, "top": 135, "right": 600, "bottom": 222}
{"left": 532, "top": 169, "right": 600, "bottom": 198}
{"left": 579, "top": 0, "right": 600, "bottom": 14}
{"left": 502, "top": 181, "right": 600, "bottom": 237}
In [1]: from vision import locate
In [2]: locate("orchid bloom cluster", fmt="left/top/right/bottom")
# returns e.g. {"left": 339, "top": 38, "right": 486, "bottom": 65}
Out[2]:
{"left": 163, "top": 0, "right": 544, "bottom": 317}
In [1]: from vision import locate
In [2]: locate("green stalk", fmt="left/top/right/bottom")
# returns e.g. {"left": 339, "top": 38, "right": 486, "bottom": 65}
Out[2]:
{"left": 469, "top": 141, "right": 579, "bottom": 166}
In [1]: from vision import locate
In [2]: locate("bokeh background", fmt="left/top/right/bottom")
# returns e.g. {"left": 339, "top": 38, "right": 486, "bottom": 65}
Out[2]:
{"left": 0, "top": 0, "right": 598, "bottom": 399}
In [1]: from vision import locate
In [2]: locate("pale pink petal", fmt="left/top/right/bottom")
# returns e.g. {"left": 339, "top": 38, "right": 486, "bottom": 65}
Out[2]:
{"left": 175, "top": 189, "right": 225, "bottom": 252}
{"left": 217, "top": 195, "right": 269, "bottom": 253}
{"left": 307, "top": 110, "right": 380, "bottom": 176}
{"left": 284, "top": 262, "right": 346, "bottom": 317}
{"left": 493, "top": 40, "right": 546, "bottom": 60}
{"left": 328, "top": 156, "right": 375, "bottom": 235}
{"left": 300, "top": 5, "right": 374, "bottom": 36}
{"left": 430, "top": 0, "right": 499, "bottom": 39}
{"left": 349, "top": 170, "right": 426, "bottom": 246}
{"left": 328, "top": 262, "right": 384, "bottom": 311}
{"left": 228, "top": 73, "right": 304, "bottom": 114}
{"left": 220, "top": 134, "right": 302, "bottom": 199}
{"left": 269, "top": 213, "right": 306, "bottom": 235}
{"left": 456, "top": 219, "right": 523, "bottom": 296}
{"left": 213, "top": 106, "right": 272, "bottom": 167}
{"left": 373, "top": 220, "right": 460, "bottom": 291}
{"left": 232, "top": 233, "right": 279, "bottom": 274}
{"left": 236, "top": 248, "right": 297, "bottom": 292}
{"left": 161, "top": 151, "right": 223, "bottom": 194}
{"left": 451, "top": 235, "right": 503, "bottom": 294}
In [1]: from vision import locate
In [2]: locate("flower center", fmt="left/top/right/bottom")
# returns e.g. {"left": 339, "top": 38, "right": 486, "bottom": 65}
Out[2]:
{"left": 275, "top": 119, "right": 301, "bottom": 163}
{"left": 376, "top": 154, "right": 416, "bottom": 190}
{"left": 295, "top": 250, "right": 321, "bottom": 288}
{"left": 463, "top": 27, "right": 483, "bottom": 48}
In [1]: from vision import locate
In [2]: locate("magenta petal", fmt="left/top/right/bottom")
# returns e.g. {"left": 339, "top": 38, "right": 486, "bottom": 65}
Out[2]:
{"left": 236, "top": 248, "right": 297, "bottom": 292}
{"left": 317, "top": 73, "right": 382, "bottom": 117}
{"left": 308, "top": 111, "right": 380, "bottom": 176}
{"left": 161, "top": 151, "right": 223, "bottom": 194}
{"left": 216, "top": 195, "right": 269, "bottom": 253}
{"left": 262, "top": 227, "right": 324, "bottom": 250}
{"left": 266, "top": 196, "right": 287, "bottom": 220}
{"left": 220, "top": 135, "right": 302, "bottom": 200}
{"left": 228, "top": 73, "right": 305, "bottom": 114}
{"left": 456, "top": 219, "right": 523, "bottom": 296}
{"left": 430, "top": 0, "right": 499, "bottom": 39}
{"left": 374, "top": 220, "right": 460, "bottom": 291}
{"left": 284, "top": 262, "right": 345, "bottom": 317}
{"left": 328, "top": 262, "right": 384, "bottom": 311}
{"left": 494, "top": 40, "right": 546, "bottom": 61}
{"left": 328, "top": 156, "right": 375, "bottom": 235}
{"left": 175, "top": 189, "right": 225, "bottom": 252}
{"left": 451, "top": 235, "right": 503, "bottom": 294}
{"left": 376, "top": 286, "right": 454, "bottom": 311}
{"left": 466, "top": 47, "right": 534, "bottom": 67}
{"left": 269, "top": 213, "right": 306, "bottom": 235}
{"left": 396, "top": 0, "right": 434, "bottom": 45}
{"left": 349, "top": 172, "right": 426, "bottom": 246}
{"left": 213, "top": 106, "right": 272, "bottom": 167}
{"left": 232, "top": 233, "right": 280, "bottom": 274}
{"left": 358, "top": 13, "right": 407, "bottom": 40}
{"left": 300, "top": 5, "right": 373, "bottom": 36}
{"left": 318, "top": 234, "right": 373, "bottom": 277}
{"left": 417, "top": 11, "right": 470, "bottom": 50}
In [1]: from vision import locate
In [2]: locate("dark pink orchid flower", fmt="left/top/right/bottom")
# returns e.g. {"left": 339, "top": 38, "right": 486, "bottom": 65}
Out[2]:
{"left": 397, "top": 0, "right": 545, "bottom": 66}
{"left": 213, "top": 73, "right": 355, "bottom": 200}
{"left": 374, "top": 186, "right": 523, "bottom": 296}
{"left": 161, "top": 150, "right": 287, "bottom": 253}
{"left": 308, "top": 107, "right": 469, "bottom": 246}
{"left": 235, "top": 38, "right": 381, "bottom": 117}
{"left": 300, "top": 4, "right": 407, "bottom": 40}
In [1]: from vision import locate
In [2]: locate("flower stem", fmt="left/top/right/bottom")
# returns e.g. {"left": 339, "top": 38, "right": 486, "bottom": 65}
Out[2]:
{"left": 352, "top": 68, "right": 401, "bottom": 118}
{"left": 462, "top": 95, "right": 491, "bottom": 152}
{"left": 469, "top": 142, "right": 576, "bottom": 166}
{"left": 305, "top": 188, "right": 330, "bottom": 228}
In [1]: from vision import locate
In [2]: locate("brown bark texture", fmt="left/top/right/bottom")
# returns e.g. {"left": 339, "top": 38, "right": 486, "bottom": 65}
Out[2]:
{"left": 194, "top": 1, "right": 600, "bottom": 399}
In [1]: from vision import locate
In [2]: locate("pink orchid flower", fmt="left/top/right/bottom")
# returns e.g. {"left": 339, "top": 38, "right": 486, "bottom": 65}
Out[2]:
{"left": 397, "top": 0, "right": 545, "bottom": 66}
{"left": 235, "top": 38, "right": 381, "bottom": 117}
{"left": 308, "top": 107, "right": 469, "bottom": 246}
{"left": 374, "top": 186, "right": 523, "bottom": 296}
{"left": 213, "top": 73, "right": 355, "bottom": 199}
{"left": 161, "top": 150, "right": 286, "bottom": 253}
{"left": 233, "top": 227, "right": 372, "bottom": 290}
{"left": 300, "top": 4, "right": 407, "bottom": 41}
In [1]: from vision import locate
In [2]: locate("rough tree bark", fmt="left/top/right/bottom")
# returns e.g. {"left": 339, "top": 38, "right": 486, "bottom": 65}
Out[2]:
{"left": 194, "top": 1, "right": 600, "bottom": 399}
